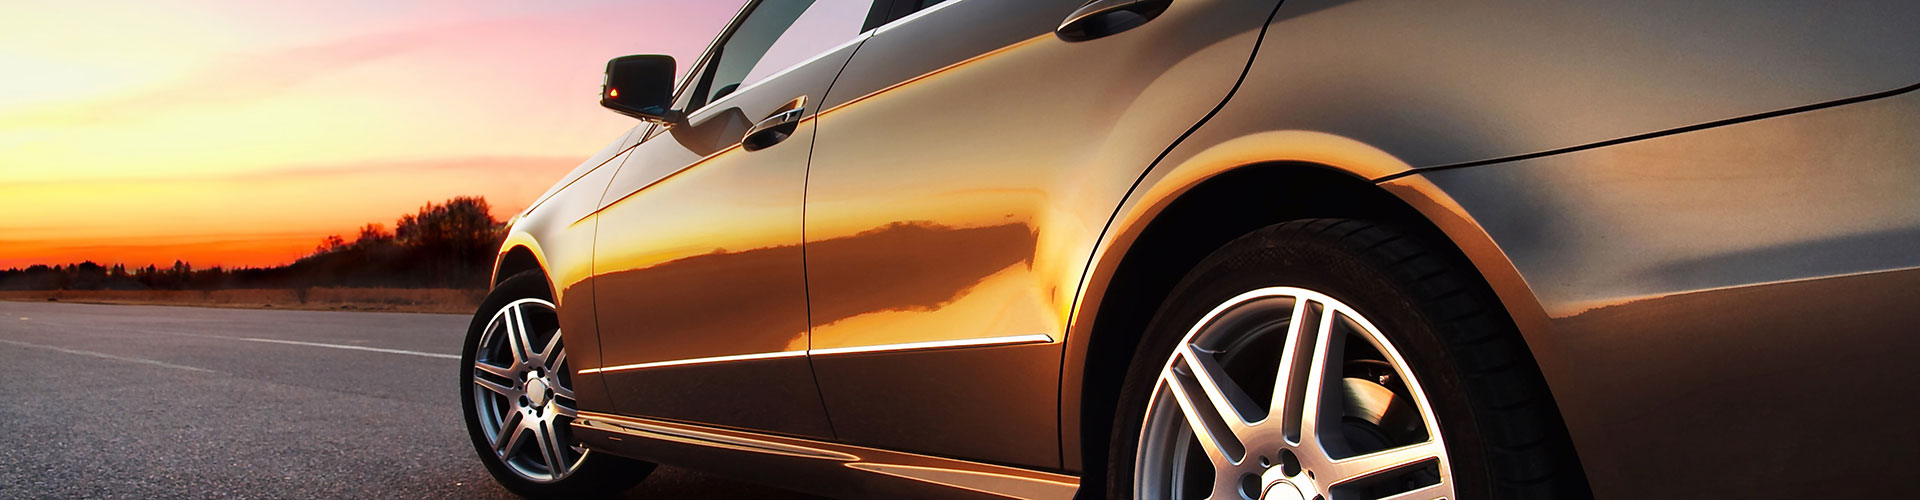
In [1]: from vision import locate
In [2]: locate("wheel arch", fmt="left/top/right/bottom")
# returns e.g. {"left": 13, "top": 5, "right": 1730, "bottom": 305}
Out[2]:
{"left": 1060, "top": 144, "right": 1571, "bottom": 491}
{"left": 492, "top": 233, "right": 555, "bottom": 297}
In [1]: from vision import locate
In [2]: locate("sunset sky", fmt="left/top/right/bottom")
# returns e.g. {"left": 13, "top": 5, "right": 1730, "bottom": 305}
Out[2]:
{"left": 1, "top": 0, "right": 744, "bottom": 269}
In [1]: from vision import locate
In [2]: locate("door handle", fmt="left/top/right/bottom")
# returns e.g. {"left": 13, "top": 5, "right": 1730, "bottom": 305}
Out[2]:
{"left": 1055, "top": 0, "right": 1172, "bottom": 42}
{"left": 742, "top": 101, "right": 805, "bottom": 152}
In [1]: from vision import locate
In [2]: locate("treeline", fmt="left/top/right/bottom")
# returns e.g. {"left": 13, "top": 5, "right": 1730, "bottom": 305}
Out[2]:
{"left": 0, "top": 196, "right": 507, "bottom": 291}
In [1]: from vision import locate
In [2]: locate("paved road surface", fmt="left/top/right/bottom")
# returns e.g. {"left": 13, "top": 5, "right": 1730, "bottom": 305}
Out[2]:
{"left": 0, "top": 300, "right": 826, "bottom": 499}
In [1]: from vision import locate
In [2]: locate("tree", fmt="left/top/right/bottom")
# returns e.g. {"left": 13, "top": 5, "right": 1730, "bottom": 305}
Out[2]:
{"left": 354, "top": 223, "right": 394, "bottom": 247}
{"left": 314, "top": 235, "right": 348, "bottom": 256}
{"left": 395, "top": 196, "right": 505, "bottom": 287}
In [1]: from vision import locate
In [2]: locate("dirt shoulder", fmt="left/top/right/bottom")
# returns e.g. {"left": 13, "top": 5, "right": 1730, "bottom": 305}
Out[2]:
{"left": 0, "top": 288, "right": 483, "bottom": 314}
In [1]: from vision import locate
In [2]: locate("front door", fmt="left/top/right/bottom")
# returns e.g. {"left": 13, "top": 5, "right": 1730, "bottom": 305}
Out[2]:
{"left": 802, "top": 0, "right": 1282, "bottom": 466}
{"left": 585, "top": 0, "right": 875, "bottom": 439}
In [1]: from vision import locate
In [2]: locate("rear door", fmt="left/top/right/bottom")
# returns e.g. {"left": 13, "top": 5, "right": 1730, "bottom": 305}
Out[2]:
{"left": 584, "top": 0, "right": 877, "bottom": 439}
{"left": 802, "top": 0, "right": 1282, "bottom": 467}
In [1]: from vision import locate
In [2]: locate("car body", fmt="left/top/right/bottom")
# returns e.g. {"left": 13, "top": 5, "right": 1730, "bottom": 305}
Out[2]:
{"left": 471, "top": 0, "right": 1920, "bottom": 498}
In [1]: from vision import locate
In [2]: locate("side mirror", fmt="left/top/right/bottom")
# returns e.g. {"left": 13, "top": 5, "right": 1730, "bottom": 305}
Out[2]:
{"left": 601, "top": 55, "right": 682, "bottom": 124}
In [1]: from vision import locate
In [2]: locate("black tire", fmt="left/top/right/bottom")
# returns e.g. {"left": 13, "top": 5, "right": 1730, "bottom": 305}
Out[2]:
{"left": 461, "top": 270, "right": 653, "bottom": 499}
{"left": 1105, "top": 219, "right": 1588, "bottom": 499}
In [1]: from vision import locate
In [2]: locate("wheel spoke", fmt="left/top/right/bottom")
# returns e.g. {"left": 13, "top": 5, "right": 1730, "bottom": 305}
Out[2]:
{"left": 531, "top": 419, "right": 555, "bottom": 468}
{"left": 1296, "top": 305, "right": 1346, "bottom": 450}
{"left": 536, "top": 419, "right": 569, "bottom": 472}
{"left": 1377, "top": 480, "right": 1453, "bottom": 500}
{"left": 475, "top": 360, "right": 516, "bottom": 379}
{"left": 506, "top": 303, "right": 537, "bottom": 366}
{"left": 549, "top": 419, "right": 574, "bottom": 472}
{"left": 544, "top": 345, "right": 567, "bottom": 374}
{"left": 1272, "top": 300, "right": 1321, "bottom": 442}
{"left": 539, "top": 330, "right": 562, "bottom": 362}
{"left": 1326, "top": 441, "right": 1445, "bottom": 485}
{"left": 498, "top": 306, "right": 523, "bottom": 366}
{"left": 1161, "top": 363, "right": 1248, "bottom": 466}
{"left": 474, "top": 374, "right": 520, "bottom": 398}
{"left": 552, "top": 399, "right": 579, "bottom": 418}
{"left": 493, "top": 412, "right": 526, "bottom": 456}
{"left": 1177, "top": 345, "right": 1261, "bottom": 431}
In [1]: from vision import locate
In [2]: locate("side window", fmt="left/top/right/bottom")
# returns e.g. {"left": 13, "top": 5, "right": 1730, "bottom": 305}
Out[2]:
{"left": 691, "top": 0, "right": 873, "bottom": 110}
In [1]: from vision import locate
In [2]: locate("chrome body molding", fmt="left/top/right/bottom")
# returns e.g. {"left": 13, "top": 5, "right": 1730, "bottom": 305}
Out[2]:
{"left": 807, "top": 334, "right": 1054, "bottom": 357}
{"left": 576, "top": 334, "right": 1053, "bottom": 375}
{"left": 574, "top": 411, "right": 857, "bottom": 461}
{"left": 575, "top": 350, "right": 806, "bottom": 375}
{"left": 572, "top": 411, "right": 1079, "bottom": 500}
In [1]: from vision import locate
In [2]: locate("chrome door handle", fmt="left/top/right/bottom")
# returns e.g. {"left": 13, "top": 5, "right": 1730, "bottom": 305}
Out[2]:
{"left": 742, "top": 106, "right": 805, "bottom": 151}
{"left": 1056, "top": 0, "right": 1172, "bottom": 42}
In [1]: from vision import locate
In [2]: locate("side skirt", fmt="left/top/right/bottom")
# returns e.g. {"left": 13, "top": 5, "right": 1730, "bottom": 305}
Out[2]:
{"left": 573, "top": 411, "right": 1080, "bottom": 499}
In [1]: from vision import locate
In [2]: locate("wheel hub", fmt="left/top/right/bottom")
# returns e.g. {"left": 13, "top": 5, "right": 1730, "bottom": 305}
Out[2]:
{"left": 1256, "top": 448, "right": 1320, "bottom": 500}
{"left": 1259, "top": 478, "right": 1306, "bottom": 500}
{"left": 525, "top": 376, "right": 550, "bottom": 407}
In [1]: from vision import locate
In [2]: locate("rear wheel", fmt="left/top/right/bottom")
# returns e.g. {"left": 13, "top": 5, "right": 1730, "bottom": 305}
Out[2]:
{"left": 1109, "top": 219, "right": 1587, "bottom": 499}
{"left": 462, "top": 271, "right": 651, "bottom": 498}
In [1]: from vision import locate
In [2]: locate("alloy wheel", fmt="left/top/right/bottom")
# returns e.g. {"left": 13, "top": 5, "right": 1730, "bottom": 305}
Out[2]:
{"left": 1136, "top": 287, "right": 1451, "bottom": 500}
{"left": 470, "top": 298, "right": 587, "bottom": 483}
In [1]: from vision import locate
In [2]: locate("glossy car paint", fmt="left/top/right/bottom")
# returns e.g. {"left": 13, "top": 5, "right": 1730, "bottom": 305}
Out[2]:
{"left": 802, "top": 0, "right": 1282, "bottom": 469}
{"left": 581, "top": 12, "right": 871, "bottom": 438}
{"left": 487, "top": 0, "right": 1920, "bottom": 497}
{"left": 1059, "top": 0, "right": 1920, "bottom": 475}
{"left": 1391, "top": 87, "right": 1920, "bottom": 499}
{"left": 494, "top": 126, "right": 640, "bottom": 415}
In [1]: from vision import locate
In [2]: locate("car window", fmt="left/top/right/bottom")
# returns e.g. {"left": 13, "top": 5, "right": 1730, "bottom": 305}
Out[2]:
{"left": 697, "top": 0, "right": 873, "bottom": 109}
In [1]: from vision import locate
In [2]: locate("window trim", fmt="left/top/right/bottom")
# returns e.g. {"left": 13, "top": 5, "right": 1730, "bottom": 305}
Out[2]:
{"left": 677, "top": 0, "right": 891, "bottom": 119}
{"left": 694, "top": 32, "right": 871, "bottom": 118}
{"left": 872, "top": 0, "right": 964, "bottom": 35}
{"left": 648, "top": 0, "right": 964, "bottom": 140}
{"left": 862, "top": 0, "right": 904, "bottom": 32}
{"left": 642, "top": 0, "right": 753, "bottom": 139}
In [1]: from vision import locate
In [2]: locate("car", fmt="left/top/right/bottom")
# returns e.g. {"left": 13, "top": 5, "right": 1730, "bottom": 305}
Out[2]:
{"left": 457, "top": 0, "right": 1920, "bottom": 498}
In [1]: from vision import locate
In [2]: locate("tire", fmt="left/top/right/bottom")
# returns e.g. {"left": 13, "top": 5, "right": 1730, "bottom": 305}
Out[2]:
{"left": 461, "top": 270, "right": 652, "bottom": 499}
{"left": 1106, "top": 219, "right": 1587, "bottom": 500}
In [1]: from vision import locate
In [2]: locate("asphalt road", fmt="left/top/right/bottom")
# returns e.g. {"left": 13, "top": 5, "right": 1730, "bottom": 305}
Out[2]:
{"left": 0, "top": 300, "right": 825, "bottom": 500}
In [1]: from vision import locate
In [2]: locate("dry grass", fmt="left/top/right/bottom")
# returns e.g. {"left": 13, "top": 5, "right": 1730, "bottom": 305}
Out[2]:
{"left": 0, "top": 288, "right": 484, "bottom": 314}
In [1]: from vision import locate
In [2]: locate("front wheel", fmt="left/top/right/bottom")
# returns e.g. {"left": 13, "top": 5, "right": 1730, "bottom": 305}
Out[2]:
{"left": 1110, "top": 219, "right": 1587, "bottom": 500}
{"left": 461, "top": 271, "right": 651, "bottom": 498}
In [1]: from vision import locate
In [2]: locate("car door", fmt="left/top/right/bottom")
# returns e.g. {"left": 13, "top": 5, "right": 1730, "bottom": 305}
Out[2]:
{"left": 584, "top": 0, "right": 876, "bottom": 439}
{"left": 802, "top": 0, "right": 1283, "bottom": 467}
